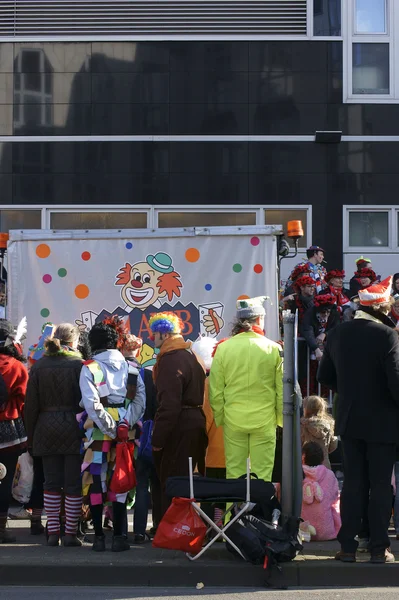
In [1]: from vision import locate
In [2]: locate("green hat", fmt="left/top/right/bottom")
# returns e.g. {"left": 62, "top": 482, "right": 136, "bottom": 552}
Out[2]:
{"left": 146, "top": 252, "right": 174, "bottom": 274}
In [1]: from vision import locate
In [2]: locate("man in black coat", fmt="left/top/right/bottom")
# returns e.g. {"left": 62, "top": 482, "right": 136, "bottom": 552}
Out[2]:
{"left": 318, "top": 276, "right": 399, "bottom": 564}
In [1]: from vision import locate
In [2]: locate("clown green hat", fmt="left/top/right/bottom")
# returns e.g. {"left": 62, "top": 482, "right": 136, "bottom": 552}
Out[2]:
{"left": 146, "top": 252, "right": 174, "bottom": 274}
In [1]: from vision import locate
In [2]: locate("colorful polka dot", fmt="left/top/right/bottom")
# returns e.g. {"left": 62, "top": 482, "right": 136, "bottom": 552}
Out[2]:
{"left": 42, "top": 274, "right": 52, "bottom": 284}
{"left": 205, "top": 283, "right": 212, "bottom": 291}
{"left": 254, "top": 264, "right": 263, "bottom": 274}
{"left": 75, "top": 284, "right": 90, "bottom": 299}
{"left": 126, "top": 242, "right": 133, "bottom": 250}
{"left": 40, "top": 308, "right": 50, "bottom": 318}
{"left": 81, "top": 252, "right": 91, "bottom": 261}
{"left": 36, "top": 244, "right": 51, "bottom": 259}
{"left": 58, "top": 268, "right": 67, "bottom": 278}
{"left": 233, "top": 263, "right": 242, "bottom": 273}
{"left": 237, "top": 294, "right": 250, "bottom": 301}
{"left": 185, "top": 248, "right": 200, "bottom": 263}
{"left": 251, "top": 236, "right": 260, "bottom": 246}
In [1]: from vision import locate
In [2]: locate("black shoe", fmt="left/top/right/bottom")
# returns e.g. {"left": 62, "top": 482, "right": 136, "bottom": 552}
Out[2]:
{"left": 92, "top": 534, "right": 106, "bottom": 552}
{"left": 370, "top": 548, "right": 395, "bottom": 564}
{"left": 335, "top": 550, "right": 356, "bottom": 563}
{"left": 112, "top": 535, "right": 130, "bottom": 552}
{"left": 134, "top": 533, "right": 146, "bottom": 544}
{"left": 47, "top": 534, "right": 60, "bottom": 547}
{"left": 30, "top": 521, "right": 45, "bottom": 536}
{"left": 63, "top": 534, "right": 83, "bottom": 547}
{"left": 149, "top": 526, "right": 157, "bottom": 536}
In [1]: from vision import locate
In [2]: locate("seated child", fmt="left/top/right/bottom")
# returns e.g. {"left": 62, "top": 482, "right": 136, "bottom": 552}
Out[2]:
{"left": 301, "top": 441, "right": 341, "bottom": 541}
{"left": 301, "top": 395, "right": 338, "bottom": 469}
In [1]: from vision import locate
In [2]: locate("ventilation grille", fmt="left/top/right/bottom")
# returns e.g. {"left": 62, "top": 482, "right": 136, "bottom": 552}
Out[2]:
{"left": 0, "top": 1, "right": 307, "bottom": 37}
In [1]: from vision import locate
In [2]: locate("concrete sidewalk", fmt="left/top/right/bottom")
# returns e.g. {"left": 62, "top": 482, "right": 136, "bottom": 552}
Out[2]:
{"left": 1, "top": 519, "right": 399, "bottom": 589}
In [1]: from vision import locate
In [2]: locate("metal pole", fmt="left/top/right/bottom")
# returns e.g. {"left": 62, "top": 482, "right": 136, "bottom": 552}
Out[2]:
{"left": 281, "top": 310, "right": 295, "bottom": 517}
{"left": 292, "top": 312, "right": 303, "bottom": 518}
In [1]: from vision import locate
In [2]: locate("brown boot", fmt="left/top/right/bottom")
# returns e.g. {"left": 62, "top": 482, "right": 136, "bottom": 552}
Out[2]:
{"left": 0, "top": 514, "right": 16, "bottom": 544}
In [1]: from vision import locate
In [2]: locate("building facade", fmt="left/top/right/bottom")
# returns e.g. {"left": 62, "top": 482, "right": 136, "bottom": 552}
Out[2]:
{"left": 0, "top": 0, "right": 398, "bottom": 277}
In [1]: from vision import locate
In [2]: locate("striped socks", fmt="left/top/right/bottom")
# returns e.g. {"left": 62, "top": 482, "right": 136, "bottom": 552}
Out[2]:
{"left": 65, "top": 495, "right": 82, "bottom": 536}
{"left": 43, "top": 491, "right": 62, "bottom": 535}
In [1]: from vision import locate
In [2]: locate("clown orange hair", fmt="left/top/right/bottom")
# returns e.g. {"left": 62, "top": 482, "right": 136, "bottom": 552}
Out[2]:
{"left": 115, "top": 263, "right": 132, "bottom": 286}
{"left": 157, "top": 271, "right": 182, "bottom": 302}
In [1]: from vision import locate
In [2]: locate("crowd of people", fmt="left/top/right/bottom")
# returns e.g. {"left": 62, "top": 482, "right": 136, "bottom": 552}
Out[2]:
{"left": 0, "top": 298, "right": 283, "bottom": 553}
{"left": 0, "top": 247, "right": 399, "bottom": 565}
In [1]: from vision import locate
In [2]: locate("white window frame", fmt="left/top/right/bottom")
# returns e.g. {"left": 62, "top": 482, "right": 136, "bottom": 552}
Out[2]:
{"left": 344, "top": 0, "right": 398, "bottom": 103}
{"left": 0, "top": 204, "right": 312, "bottom": 248}
{"left": 343, "top": 205, "right": 394, "bottom": 252}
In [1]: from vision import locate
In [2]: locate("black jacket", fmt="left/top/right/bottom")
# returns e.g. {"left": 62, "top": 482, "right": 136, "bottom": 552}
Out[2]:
{"left": 302, "top": 306, "right": 341, "bottom": 352}
{"left": 25, "top": 352, "right": 83, "bottom": 456}
{"left": 317, "top": 309, "right": 399, "bottom": 443}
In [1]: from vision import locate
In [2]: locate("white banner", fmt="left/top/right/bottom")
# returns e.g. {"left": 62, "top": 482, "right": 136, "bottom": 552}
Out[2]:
{"left": 8, "top": 227, "right": 280, "bottom": 366}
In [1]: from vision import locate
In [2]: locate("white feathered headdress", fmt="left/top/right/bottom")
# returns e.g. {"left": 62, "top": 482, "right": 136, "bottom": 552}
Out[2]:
{"left": 14, "top": 316, "right": 27, "bottom": 345}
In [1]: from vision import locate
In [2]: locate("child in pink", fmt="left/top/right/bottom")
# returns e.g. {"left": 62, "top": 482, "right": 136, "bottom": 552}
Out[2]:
{"left": 301, "top": 441, "right": 341, "bottom": 541}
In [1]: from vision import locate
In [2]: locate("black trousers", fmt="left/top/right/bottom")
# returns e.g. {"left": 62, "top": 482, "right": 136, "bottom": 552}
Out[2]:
{"left": 0, "top": 451, "right": 19, "bottom": 514}
{"left": 42, "top": 454, "right": 82, "bottom": 496}
{"left": 338, "top": 437, "right": 395, "bottom": 553}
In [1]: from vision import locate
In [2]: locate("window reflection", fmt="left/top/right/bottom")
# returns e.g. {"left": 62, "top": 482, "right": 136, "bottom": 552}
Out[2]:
{"left": 349, "top": 211, "right": 389, "bottom": 246}
{"left": 355, "top": 0, "right": 387, "bottom": 34}
{"left": 313, "top": 0, "right": 341, "bottom": 36}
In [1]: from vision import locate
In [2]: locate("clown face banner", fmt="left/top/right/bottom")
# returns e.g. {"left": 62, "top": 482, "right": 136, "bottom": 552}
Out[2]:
{"left": 7, "top": 227, "right": 280, "bottom": 366}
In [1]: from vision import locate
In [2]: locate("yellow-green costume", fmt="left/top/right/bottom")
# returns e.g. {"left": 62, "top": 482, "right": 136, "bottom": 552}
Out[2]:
{"left": 209, "top": 331, "right": 283, "bottom": 481}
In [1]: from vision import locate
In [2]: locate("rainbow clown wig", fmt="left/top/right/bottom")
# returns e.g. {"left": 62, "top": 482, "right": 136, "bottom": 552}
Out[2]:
{"left": 148, "top": 312, "right": 183, "bottom": 336}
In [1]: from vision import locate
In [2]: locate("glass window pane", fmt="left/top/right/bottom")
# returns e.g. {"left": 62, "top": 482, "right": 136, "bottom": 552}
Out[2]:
{"left": 352, "top": 43, "right": 389, "bottom": 94}
{"left": 356, "top": 0, "right": 386, "bottom": 34}
{"left": 50, "top": 212, "right": 147, "bottom": 229}
{"left": 264, "top": 209, "right": 308, "bottom": 248}
{"left": 157, "top": 212, "right": 256, "bottom": 228}
{"left": 349, "top": 211, "right": 389, "bottom": 247}
{"left": 0, "top": 210, "right": 41, "bottom": 231}
{"left": 313, "top": 0, "right": 341, "bottom": 37}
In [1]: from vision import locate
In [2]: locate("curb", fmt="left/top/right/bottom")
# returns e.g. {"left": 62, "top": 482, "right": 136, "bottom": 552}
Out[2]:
{"left": 1, "top": 560, "right": 399, "bottom": 588}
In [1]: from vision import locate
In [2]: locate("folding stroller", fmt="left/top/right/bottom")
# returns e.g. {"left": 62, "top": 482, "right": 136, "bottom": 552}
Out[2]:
{"left": 166, "top": 457, "right": 276, "bottom": 560}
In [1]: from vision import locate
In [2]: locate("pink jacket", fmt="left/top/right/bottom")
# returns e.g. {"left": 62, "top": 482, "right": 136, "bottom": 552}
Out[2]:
{"left": 301, "top": 464, "right": 341, "bottom": 541}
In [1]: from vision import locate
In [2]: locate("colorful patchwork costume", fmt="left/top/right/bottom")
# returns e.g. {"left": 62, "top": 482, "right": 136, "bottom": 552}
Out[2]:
{"left": 79, "top": 350, "right": 145, "bottom": 505}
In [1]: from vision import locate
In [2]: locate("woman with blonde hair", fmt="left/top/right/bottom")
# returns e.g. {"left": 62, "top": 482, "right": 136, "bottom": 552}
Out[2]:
{"left": 300, "top": 395, "right": 338, "bottom": 470}
{"left": 25, "top": 323, "right": 83, "bottom": 547}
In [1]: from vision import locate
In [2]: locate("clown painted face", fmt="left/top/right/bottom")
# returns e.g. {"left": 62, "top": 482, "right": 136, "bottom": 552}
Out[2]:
{"left": 123, "top": 262, "right": 159, "bottom": 309}
{"left": 116, "top": 256, "right": 182, "bottom": 311}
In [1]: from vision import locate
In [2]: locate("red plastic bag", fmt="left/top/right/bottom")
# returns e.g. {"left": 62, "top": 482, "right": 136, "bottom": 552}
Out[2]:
{"left": 109, "top": 441, "right": 136, "bottom": 494}
{"left": 152, "top": 497, "right": 207, "bottom": 555}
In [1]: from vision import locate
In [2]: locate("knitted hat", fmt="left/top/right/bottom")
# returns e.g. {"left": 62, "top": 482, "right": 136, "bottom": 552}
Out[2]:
{"left": 122, "top": 334, "right": 143, "bottom": 354}
{"left": 325, "top": 269, "right": 345, "bottom": 283}
{"left": 294, "top": 275, "right": 315, "bottom": 290}
{"left": 236, "top": 296, "right": 267, "bottom": 319}
{"left": 356, "top": 267, "right": 377, "bottom": 282}
{"left": 148, "top": 312, "right": 183, "bottom": 335}
{"left": 314, "top": 294, "right": 336, "bottom": 310}
{"left": 358, "top": 275, "right": 392, "bottom": 307}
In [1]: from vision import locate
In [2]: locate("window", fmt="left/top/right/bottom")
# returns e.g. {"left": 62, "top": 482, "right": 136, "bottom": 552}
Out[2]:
{"left": 50, "top": 212, "right": 147, "bottom": 229}
{"left": 313, "top": 0, "right": 341, "bottom": 37}
{"left": 264, "top": 209, "right": 308, "bottom": 247}
{"left": 348, "top": 211, "right": 389, "bottom": 247}
{"left": 345, "top": 0, "right": 399, "bottom": 102}
{"left": 0, "top": 209, "right": 41, "bottom": 231}
{"left": 157, "top": 212, "right": 256, "bottom": 228}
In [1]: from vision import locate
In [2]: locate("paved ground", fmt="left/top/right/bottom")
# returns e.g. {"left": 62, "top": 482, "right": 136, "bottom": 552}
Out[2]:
{"left": 1, "top": 518, "right": 399, "bottom": 589}
{"left": 1, "top": 588, "right": 399, "bottom": 600}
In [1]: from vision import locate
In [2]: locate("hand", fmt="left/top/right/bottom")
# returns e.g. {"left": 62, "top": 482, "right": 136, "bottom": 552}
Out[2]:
{"left": 284, "top": 294, "right": 296, "bottom": 302}
{"left": 116, "top": 420, "right": 129, "bottom": 442}
{"left": 203, "top": 310, "right": 224, "bottom": 336}
{"left": 315, "top": 348, "right": 323, "bottom": 361}
{"left": 316, "top": 333, "right": 326, "bottom": 342}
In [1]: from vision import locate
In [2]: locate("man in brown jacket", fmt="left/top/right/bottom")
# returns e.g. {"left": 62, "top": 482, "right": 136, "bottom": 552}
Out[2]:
{"left": 149, "top": 312, "right": 207, "bottom": 517}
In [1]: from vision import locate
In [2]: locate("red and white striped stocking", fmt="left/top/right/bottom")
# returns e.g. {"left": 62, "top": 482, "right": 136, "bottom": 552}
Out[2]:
{"left": 65, "top": 495, "right": 82, "bottom": 536}
{"left": 43, "top": 491, "right": 62, "bottom": 535}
